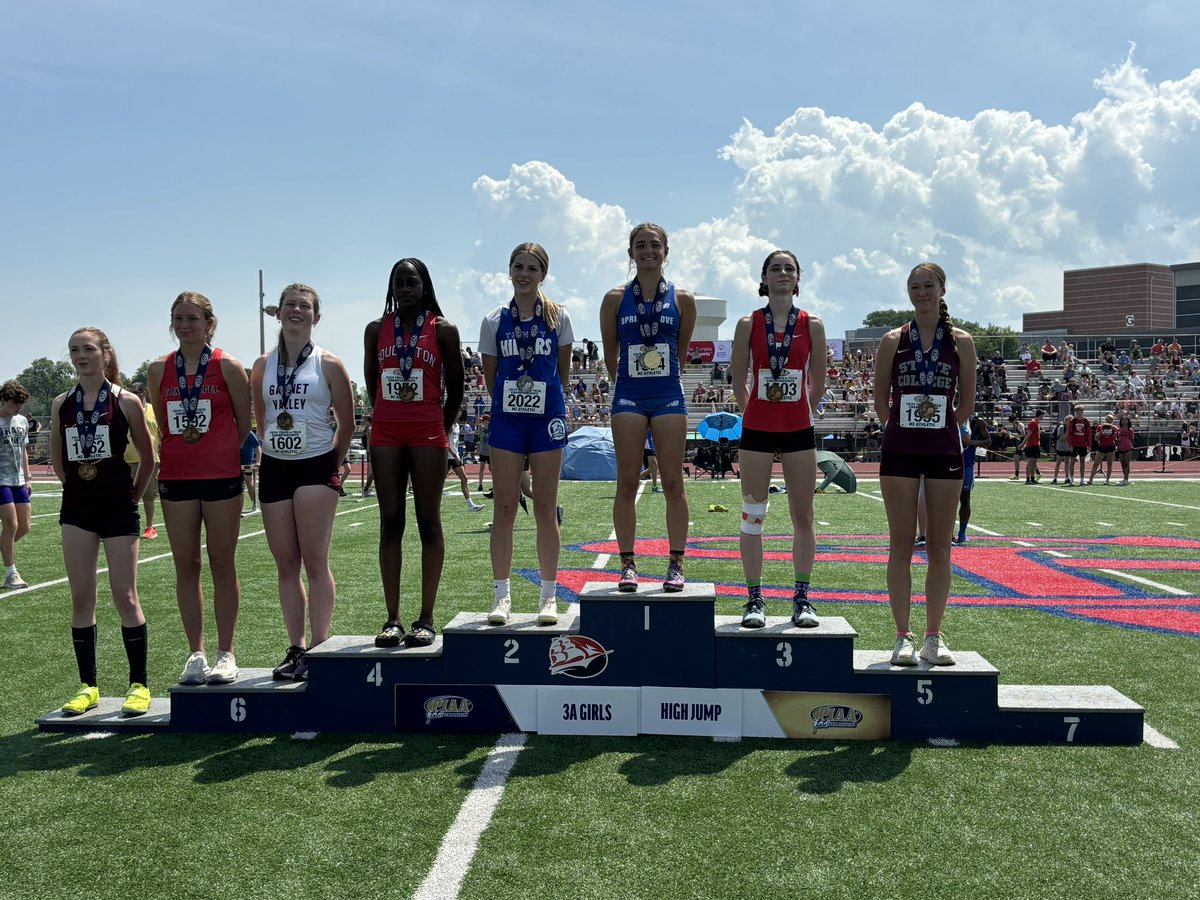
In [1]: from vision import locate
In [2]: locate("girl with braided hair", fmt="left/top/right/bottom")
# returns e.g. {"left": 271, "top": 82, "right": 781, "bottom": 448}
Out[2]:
{"left": 363, "top": 258, "right": 464, "bottom": 648}
{"left": 873, "top": 263, "right": 977, "bottom": 666}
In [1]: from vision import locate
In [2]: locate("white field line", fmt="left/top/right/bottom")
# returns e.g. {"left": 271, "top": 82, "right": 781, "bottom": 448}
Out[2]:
{"left": 1013, "top": 541, "right": 1035, "bottom": 547}
{"left": 1095, "top": 521, "right": 1116, "bottom": 527}
{"left": 967, "top": 524, "right": 1003, "bottom": 536}
{"left": 1098, "top": 569, "right": 1190, "bottom": 596}
{"left": 593, "top": 482, "right": 644, "bottom": 569}
{"left": 1025, "top": 522, "right": 1043, "bottom": 527}
{"left": 1034, "top": 486, "right": 1200, "bottom": 511}
{"left": 413, "top": 732, "right": 528, "bottom": 900}
{"left": 0, "top": 503, "right": 376, "bottom": 598}
{"left": 1044, "top": 550, "right": 1071, "bottom": 558}
{"left": 1143, "top": 723, "right": 1180, "bottom": 750}
{"left": 1166, "top": 522, "right": 1189, "bottom": 527}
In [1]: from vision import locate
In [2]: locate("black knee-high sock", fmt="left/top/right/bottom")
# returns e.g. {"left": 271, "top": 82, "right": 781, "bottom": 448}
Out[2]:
{"left": 121, "top": 623, "right": 149, "bottom": 686}
{"left": 71, "top": 625, "right": 98, "bottom": 687}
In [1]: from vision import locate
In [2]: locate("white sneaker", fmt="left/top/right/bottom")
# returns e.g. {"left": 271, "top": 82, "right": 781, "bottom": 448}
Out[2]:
{"left": 538, "top": 594, "right": 559, "bottom": 625}
{"left": 488, "top": 594, "right": 511, "bottom": 625}
{"left": 207, "top": 650, "right": 239, "bottom": 684}
{"left": 1117, "top": 480, "right": 1129, "bottom": 486}
{"left": 179, "top": 651, "right": 210, "bottom": 684}
{"left": 468, "top": 500, "right": 484, "bottom": 512}
{"left": 920, "top": 632, "right": 956, "bottom": 666}
{"left": 3, "top": 570, "right": 29, "bottom": 589}
{"left": 891, "top": 633, "right": 919, "bottom": 666}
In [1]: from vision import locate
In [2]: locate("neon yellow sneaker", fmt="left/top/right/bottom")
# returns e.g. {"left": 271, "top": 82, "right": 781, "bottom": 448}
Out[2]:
{"left": 121, "top": 683, "right": 151, "bottom": 716}
{"left": 62, "top": 684, "right": 99, "bottom": 716}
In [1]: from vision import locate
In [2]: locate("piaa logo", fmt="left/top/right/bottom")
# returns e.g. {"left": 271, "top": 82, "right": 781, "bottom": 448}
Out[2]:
{"left": 548, "top": 635, "right": 613, "bottom": 679}
{"left": 548, "top": 417, "right": 566, "bottom": 441}
{"left": 810, "top": 704, "right": 863, "bottom": 735}
{"left": 424, "top": 695, "right": 473, "bottom": 724}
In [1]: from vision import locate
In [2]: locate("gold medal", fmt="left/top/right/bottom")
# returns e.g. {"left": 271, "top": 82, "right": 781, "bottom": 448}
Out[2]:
{"left": 517, "top": 375, "right": 534, "bottom": 393}
{"left": 917, "top": 397, "right": 937, "bottom": 421}
{"left": 399, "top": 384, "right": 417, "bottom": 402}
{"left": 766, "top": 382, "right": 783, "bottom": 402}
{"left": 641, "top": 348, "right": 662, "bottom": 370}
{"left": 276, "top": 411, "right": 294, "bottom": 430}
{"left": 183, "top": 425, "right": 202, "bottom": 444}
{"left": 78, "top": 461, "right": 98, "bottom": 481}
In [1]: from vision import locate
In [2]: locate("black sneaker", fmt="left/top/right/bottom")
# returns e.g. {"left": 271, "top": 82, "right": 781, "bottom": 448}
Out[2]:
{"left": 519, "top": 495, "right": 529, "bottom": 514}
{"left": 741, "top": 597, "right": 766, "bottom": 628}
{"left": 291, "top": 650, "right": 310, "bottom": 682}
{"left": 482, "top": 490, "right": 495, "bottom": 499}
{"left": 791, "top": 597, "right": 819, "bottom": 628}
{"left": 375, "top": 620, "right": 404, "bottom": 648}
{"left": 556, "top": 505, "right": 564, "bottom": 526}
{"left": 272, "top": 645, "right": 305, "bottom": 680}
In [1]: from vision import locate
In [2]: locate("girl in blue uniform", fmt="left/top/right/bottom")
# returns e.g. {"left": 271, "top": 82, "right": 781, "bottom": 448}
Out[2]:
{"left": 600, "top": 223, "right": 697, "bottom": 592}
{"left": 480, "top": 243, "right": 573, "bottom": 625}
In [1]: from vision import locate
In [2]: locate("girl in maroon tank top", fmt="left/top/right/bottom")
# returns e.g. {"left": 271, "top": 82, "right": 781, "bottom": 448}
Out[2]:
{"left": 873, "top": 263, "right": 977, "bottom": 668}
{"left": 50, "top": 327, "right": 156, "bottom": 717}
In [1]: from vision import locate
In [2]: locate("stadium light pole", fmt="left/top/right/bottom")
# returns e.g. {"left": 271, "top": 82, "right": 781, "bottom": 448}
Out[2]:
{"left": 258, "top": 269, "right": 278, "bottom": 356}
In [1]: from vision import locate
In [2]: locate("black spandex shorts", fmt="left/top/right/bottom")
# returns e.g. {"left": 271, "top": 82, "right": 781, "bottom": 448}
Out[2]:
{"left": 739, "top": 426, "right": 815, "bottom": 455}
{"left": 879, "top": 451, "right": 964, "bottom": 480}
{"left": 158, "top": 477, "right": 244, "bottom": 503}
{"left": 60, "top": 505, "right": 140, "bottom": 539}
{"left": 260, "top": 449, "right": 341, "bottom": 504}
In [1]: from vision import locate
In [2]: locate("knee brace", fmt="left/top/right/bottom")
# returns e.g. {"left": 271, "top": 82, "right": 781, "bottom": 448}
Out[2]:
{"left": 741, "top": 497, "right": 769, "bottom": 535}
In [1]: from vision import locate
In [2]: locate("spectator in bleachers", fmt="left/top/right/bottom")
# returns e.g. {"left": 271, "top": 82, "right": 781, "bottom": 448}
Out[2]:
{"left": 1041, "top": 339, "right": 1058, "bottom": 364}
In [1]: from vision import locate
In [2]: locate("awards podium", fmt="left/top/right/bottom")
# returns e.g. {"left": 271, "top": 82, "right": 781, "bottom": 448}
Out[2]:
{"left": 38, "top": 581, "right": 1144, "bottom": 744}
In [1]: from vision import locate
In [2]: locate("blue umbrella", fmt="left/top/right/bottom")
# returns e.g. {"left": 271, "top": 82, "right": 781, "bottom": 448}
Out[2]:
{"left": 698, "top": 411, "right": 742, "bottom": 442}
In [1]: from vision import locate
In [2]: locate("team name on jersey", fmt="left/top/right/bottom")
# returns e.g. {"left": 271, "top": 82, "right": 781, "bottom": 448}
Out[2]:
{"left": 619, "top": 313, "right": 675, "bottom": 326}
{"left": 500, "top": 336, "right": 556, "bottom": 357}
{"left": 163, "top": 384, "right": 222, "bottom": 398}
{"left": 378, "top": 345, "right": 438, "bottom": 366}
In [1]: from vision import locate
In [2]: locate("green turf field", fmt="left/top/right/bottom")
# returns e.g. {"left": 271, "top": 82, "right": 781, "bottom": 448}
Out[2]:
{"left": 2, "top": 477, "right": 1198, "bottom": 899}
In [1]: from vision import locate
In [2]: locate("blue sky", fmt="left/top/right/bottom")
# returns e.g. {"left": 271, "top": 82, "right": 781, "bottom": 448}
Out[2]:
{"left": 3, "top": 1, "right": 1199, "bottom": 381}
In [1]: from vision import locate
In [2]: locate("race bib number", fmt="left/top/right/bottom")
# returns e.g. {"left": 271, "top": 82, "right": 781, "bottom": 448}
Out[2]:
{"left": 65, "top": 425, "right": 112, "bottom": 462}
{"left": 757, "top": 368, "right": 803, "bottom": 402}
{"left": 166, "top": 400, "right": 212, "bottom": 436}
{"left": 628, "top": 343, "right": 670, "bottom": 379}
{"left": 265, "top": 423, "right": 307, "bottom": 455}
{"left": 382, "top": 368, "right": 424, "bottom": 402}
{"left": 899, "top": 393, "right": 947, "bottom": 429}
{"left": 501, "top": 379, "right": 547, "bottom": 415}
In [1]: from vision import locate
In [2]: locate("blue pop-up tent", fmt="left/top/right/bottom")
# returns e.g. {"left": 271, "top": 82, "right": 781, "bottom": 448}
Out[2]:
{"left": 561, "top": 426, "right": 617, "bottom": 481}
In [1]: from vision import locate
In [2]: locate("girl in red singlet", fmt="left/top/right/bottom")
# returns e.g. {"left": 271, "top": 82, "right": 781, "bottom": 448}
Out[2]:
{"left": 730, "top": 250, "right": 827, "bottom": 630}
{"left": 874, "top": 263, "right": 977, "bottom": 667}
{"left": 147, "top": 292, "right": 251, "bottom": 686}
{"left": 363, "top": 258, "right": 464, "bottom": 648}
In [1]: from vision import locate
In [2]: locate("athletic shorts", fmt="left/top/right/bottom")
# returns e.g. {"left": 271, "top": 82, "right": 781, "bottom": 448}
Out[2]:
{"left": 370, "top": 417, "right": 449, "bottom": 449}
{"left": 642, "top": 448, "right": 656, "bottom": 467}
{"left": 739, "top": 426, "right": 815, "bottom": 455}
{"left": 260, "top": 449, "right": 341, "bottom": 504}
{"left": 610, "top": 391, "right": 687, "bottom": 419}
{"left": 0, "top": 484, "right": 31, "bottom": 505}
{"left": 60, "top": 505, "right": 140, "bottom": 539}
{"left": 880, "top": 451, "right": 964, "bottom": 480}
{"left": 1071, "top": 446, "right": 1089, "bottom": 460}
{"left": 488, "top": 413, "right": 568, "bottom": 455}
{"left": 1095, "top": 445, "right": 1116, "bottom": 456}
{"left": 158, "top": 477, "right": 244, "bottom": 503}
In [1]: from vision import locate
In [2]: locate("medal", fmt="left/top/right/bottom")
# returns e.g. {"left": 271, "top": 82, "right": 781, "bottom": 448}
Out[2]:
{"left": 766, "top": 382, "right": 784, "bottom": 402}
{"left": 517, "top": 375, "right": 534, "bottom": 393}
{"left": 175, "top": 346, "right": 212, "bottom": 442}
{"left": 398, "top": 384, "right": 416, "bottom": 402}
{"left": 274, "top": 341, "right": 313, "bottom": 429}
{"left": 762, "top": 303, "right": 800, "bottom": 382}
{"left": 909, "top": 319, "right": 946, "bottom": 425}
{"left": 72, "top": 380, "right": 111, "bottom": 472}
{"left": 917, "top": 397, "right": 937, "bottom": 421}
{"left": 393, "top": 311, "right": 426, "bottom": 402}
{"left": 508, "top": 297, "right": 546, "bottom": 390}
{"left": 641, "top": 348, "right": 662, "bottom": 370}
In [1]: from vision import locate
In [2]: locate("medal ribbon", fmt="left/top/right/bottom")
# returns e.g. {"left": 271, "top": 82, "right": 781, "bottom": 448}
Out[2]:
{"left": 762, "top": 304, "right": 799, "bottom": 380}
{"left": 631, "top": 277, "right": 668, "bottom": 347}
{"left": 508, "top": 297, "right": 543, "bottom": 375}
{"left": 175, "top": 346, "right": 213, "bottom": 428}
{"left": 393, "top": 312, "right": 427, "bottom": 381}
{"left": 909, "top": 319, "right": 944, "bottom": 395}
{"left": 275, "top": 341, "right": 314, "bottom": 416}
{"left": 73, "top": 381, "right": 111, "bottom": 460}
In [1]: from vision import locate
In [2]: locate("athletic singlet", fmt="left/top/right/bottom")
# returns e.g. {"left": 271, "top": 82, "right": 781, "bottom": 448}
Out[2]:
{"left": 881, "top": 321, "right": 961, "bottom": 457}
{"left": 614, "top": 281, "right": 683, "bottom": 400}
{"left": 260, "top": 345, "right": 335, "bottom": 460}
{"left": 1118, "top": 426, "right": 1135, "bottom": 452}
{"left": 1095, "top": 422, "right": 1117, "bottom": 449}
{"left": 373, "top": 314, "right": 445, "bottom": 430}
{"left": 159, "top": 347, "right": 241, "bottom": 480}
{"left": 59, "top": 386, "right": 134, "bottom": 510}
{"left": 744, "top": 307, "right": 814, "bottom": 433}
{"left": 480, "top": 305, "right": 572, "bottom": 419}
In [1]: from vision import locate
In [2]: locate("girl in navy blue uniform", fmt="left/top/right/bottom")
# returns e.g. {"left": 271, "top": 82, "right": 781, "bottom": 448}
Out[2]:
{"left": 600, "top": 223, "right": 696, "bottom": 592}
{"left": 480, "top": 243, "right": 573, "bottom": 625}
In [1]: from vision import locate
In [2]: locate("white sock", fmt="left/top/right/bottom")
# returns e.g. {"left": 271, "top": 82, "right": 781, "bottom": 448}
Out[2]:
{"left": 494, "top": 578, "right": 510, "bottom": 600}
{"left": 540, "top": 580, "right": 557, "bottom": 601}
{"left": 5, "top": 565, "right": 15, "bottom": 576}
